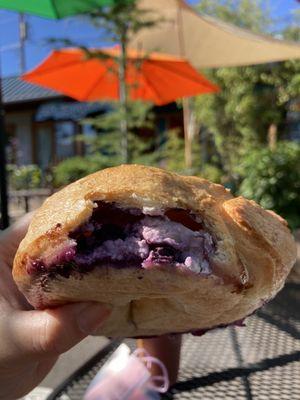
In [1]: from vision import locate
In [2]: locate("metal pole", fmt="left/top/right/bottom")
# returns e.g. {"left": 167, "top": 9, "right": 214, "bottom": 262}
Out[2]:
{"left": 0, "top": 57, "right": 9, "bottom": 228}
{"left": 177, "top": 4, "right": 193, "bottom": 170}
{"left": 119, "top": 31, "right": 129, "bottom": 163}
{"left": 19, "top": 13, "right": 27, "bottom": 73}
{"left": 183, "top": 98, "right": 192, "bottom": 169}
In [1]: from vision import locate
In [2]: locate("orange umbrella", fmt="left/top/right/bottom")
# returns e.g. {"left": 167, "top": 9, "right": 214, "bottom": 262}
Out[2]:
{"left": 22, "top": 47, "right": 219, "bottom": 105}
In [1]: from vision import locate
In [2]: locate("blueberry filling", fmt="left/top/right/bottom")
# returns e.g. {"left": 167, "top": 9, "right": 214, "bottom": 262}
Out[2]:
{"left": 27, "top": 202, "right": 215, "bottom": 276}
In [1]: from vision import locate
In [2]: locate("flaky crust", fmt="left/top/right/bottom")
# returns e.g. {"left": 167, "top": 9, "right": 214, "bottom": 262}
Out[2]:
{"left": 13, "top": 165, "right": 296, "bottom": 337}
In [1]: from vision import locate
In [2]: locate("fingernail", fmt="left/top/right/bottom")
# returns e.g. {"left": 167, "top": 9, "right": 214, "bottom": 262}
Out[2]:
{"left": 76, "top": 303, "right": 111, "bottom": 334}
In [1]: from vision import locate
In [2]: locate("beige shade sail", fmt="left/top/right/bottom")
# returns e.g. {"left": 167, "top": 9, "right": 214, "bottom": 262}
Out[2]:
{"left": 130, "top": 0, "right": 300, "bottom": 69}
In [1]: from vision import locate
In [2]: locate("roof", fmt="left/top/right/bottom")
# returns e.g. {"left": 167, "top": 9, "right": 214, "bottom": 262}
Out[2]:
{"left": 2, "top": 76, "right": 110, "bottom": 121}
{"left": 2, "top": 76, "right": 61, "bottom": 104}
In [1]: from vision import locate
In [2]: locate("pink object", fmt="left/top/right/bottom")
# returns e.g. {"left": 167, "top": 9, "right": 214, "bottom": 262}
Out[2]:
{"left": 84, "top": 344, "right": 169, "bottom": 400}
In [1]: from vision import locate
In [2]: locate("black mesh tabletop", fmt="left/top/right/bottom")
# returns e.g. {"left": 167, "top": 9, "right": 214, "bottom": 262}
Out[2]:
{"left": 165, "top": 282, "right": 300, "bottom": 400}
{"left": 47, "top": 282, "right": 300, "bottom": 400}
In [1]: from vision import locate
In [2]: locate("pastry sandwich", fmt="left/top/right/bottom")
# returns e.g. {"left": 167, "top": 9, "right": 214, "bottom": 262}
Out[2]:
{"left": 13, "top": 165, "right": 296, "bottom": 337}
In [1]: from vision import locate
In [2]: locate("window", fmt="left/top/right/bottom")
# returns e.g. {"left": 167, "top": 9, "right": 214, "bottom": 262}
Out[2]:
{"left": 81, "top": 123, "right": 97, "bottom": 154}
{"left": 35, "top": 123, "right": 53, "bottom": 170}
{"left": 55, "top": 121, "right": 76, "bottom": 161}
{"left": 5, "top": 123, "right": 17, "bottom": 164}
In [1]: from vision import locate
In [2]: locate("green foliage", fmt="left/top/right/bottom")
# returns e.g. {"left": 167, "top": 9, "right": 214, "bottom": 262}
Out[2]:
{"left": 161, "top": 129, "right": 185, "bottom": 172}
{"left": 282, "top": 9, "right": 300, "bottom": 42}
{"left": 198, "top": 164, "right": 223, "bottom": 184}
{"left": 238, "top": 142, "right": 300, "bottom": 229}
{"left": 50, "top": 0, "right": 161, "bottom": 163}
{"left": 84, "top": 101, "right": 154, "bottom": 140}
{"left": 50, "top": 0, "right": 158, "bottom": 48}
{"left": 89, "top": 0, "right": 158, "bottom": 42}
{"left": 82, "top": 100, "right": 155, "bottom": 163}
{"left": 195, "top": 0, "right": 300, "bottom": 183}
{"left": 159, "top": 129, "right": 204, "bottom": 175}
{"left": 130, "top": 134, "right": 161, "bottom": 166}
{"left": 87, "top": 0, "right": 161, "bottom": 165}
{"left": 197, "top": 0, "right": 271, "bottom": 33}
{"left": 8, "top": 164, "right": 42, "bottom": 190}
{"left": 53, "top": 135, "right": 160, "bottom": 187}
{"left": 52, "top": 156, "right": 112, "bottom": 187}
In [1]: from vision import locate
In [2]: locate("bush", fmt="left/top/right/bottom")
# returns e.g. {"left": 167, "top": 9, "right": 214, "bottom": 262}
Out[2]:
{"left": 238, "top": 142, "right": 300, "bottom": 229}
{"left": 8, "top": 164, "right": 42, "bottom": 190}
{"left": 52, "top": 156, "right": 114, "bottom": 187}
{"left": 198, "top": 164, "right": 224, "bottom": 184}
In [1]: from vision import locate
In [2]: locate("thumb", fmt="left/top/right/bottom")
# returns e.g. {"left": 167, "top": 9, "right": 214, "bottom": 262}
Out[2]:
{"left": 8, "top": 302, "right": 110, "bottom": 357}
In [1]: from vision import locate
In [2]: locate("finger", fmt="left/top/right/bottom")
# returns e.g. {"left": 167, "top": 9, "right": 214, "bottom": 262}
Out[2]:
{"left": 7, "top": 302, "right": 110, "bottom": 358}
{"left": 0, "top": 212, "right": 34, "bottom": 266}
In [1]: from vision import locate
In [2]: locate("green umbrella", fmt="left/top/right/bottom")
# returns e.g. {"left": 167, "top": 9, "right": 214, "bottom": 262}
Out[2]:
{"left": 0, "top": 0, "right": 115, "bottom": 19}
{"left": 0, "top": 0, "right": 122, "bottom": 228}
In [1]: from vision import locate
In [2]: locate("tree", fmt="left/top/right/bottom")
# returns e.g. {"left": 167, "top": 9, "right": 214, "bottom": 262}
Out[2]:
{"left": 87, "top": 0, "right": 159, "bottom": 162}
{"left": 82, "top": 100, "right": 158, "bottom": 166}
{"left": 52, "top": 1, "right": 159, "bottom": 163}
{"left": 194, "top": 0, "right": 300, "bottom": 182}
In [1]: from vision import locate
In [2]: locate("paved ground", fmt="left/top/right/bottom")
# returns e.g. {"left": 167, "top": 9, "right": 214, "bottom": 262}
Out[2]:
{"left": 23, "top": 336, "right": 109, "bottom": 399}
{"left": 40, "top": 336, "right": 109, "bottom": 389}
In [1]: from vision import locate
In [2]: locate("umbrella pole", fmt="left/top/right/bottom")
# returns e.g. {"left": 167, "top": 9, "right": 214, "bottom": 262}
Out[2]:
{"left": 177, "top": 6, "right": 193, "bottom": 171}
{"left": 119, "top": 34, "right": 129, "bottom": 164}
{"left": 183, "top": 98, "right": 192, "bottom": 170}
{"left": 0, "top": 72, "right": 9, "bottom": 229}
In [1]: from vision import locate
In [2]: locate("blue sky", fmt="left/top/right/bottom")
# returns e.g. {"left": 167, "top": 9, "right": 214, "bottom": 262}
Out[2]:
{"left": 0, "top": 0, "right": 299, "bottom": 77}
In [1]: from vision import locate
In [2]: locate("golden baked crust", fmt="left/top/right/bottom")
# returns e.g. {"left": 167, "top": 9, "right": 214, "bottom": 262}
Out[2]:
{"left": 12, "top": 165, "right": 297, "bottom": 337}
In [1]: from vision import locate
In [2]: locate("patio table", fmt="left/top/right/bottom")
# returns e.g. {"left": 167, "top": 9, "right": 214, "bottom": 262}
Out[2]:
{"left": 46, "top": 282, "right": 300, "bottom": 400}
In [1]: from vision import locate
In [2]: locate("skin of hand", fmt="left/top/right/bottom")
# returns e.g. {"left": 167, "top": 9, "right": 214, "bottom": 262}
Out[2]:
{"left": 137, "top": 334, "right": 182, "bottom": 387}
{"left": 0, "top": 214, "right": 111, "bottom": 400}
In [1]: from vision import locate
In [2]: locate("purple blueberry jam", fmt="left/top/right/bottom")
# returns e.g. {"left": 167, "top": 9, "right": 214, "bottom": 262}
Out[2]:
{"left": 27, "top": 202, "right": 216, "bottom": 277}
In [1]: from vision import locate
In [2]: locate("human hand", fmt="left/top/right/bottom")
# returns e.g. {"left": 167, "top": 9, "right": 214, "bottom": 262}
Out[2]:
{"left": 137, "top": 334, "right": 182, "bottom": 387}
{"left": 0, "top": 214, "right": 110, "bottom": 400}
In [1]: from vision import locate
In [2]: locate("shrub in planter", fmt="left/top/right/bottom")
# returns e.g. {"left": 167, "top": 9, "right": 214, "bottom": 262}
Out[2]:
{"left": 198, "top": 164, "right": 224, "bottom": 184}
{"left": 52, "top": 156, "right": 114, "bottom": 187}
{"left": 8, "top": 164, "right": 42, "bottom": 190}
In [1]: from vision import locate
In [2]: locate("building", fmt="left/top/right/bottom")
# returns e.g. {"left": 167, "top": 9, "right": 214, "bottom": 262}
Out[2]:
{"left": 3, "top": 76, "right": 108, "bottom": 170}
{"left": 3, "top": 76, "right": 184, "bottom": 170}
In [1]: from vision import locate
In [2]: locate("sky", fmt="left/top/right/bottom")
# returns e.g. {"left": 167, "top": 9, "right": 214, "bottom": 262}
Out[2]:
{"left": 0, "top": 0, "right": 299, "bottom": 77}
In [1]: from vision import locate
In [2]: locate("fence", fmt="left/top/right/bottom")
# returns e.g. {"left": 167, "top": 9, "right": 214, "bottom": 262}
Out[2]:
{"left": 7, "top": 188, "right": 53, "bottom": 222}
